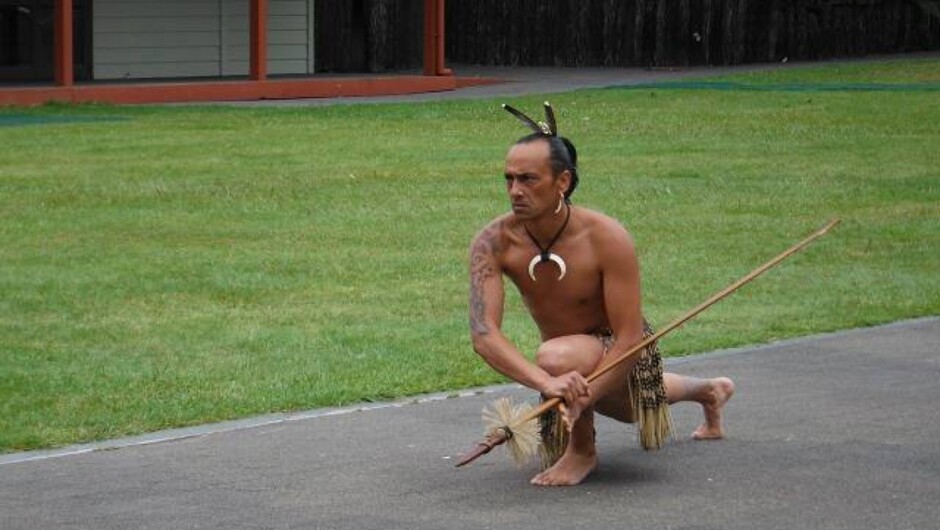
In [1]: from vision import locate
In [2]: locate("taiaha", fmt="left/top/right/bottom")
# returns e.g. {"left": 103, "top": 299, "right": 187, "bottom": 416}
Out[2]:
{"left": 455, "top": 219, "right": 841, "bottom": 468}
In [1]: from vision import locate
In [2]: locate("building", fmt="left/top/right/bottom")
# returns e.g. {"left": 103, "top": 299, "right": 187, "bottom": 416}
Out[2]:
{"left": 0, "top": 0, "right": 461, "bottom": 105}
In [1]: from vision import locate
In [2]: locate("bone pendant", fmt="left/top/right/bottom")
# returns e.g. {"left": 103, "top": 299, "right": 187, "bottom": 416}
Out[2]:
{"left": 527, "top": 253, "right": 567, "bottom": 282}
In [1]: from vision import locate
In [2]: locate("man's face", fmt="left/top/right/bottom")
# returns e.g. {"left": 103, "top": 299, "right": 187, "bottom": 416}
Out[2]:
{"left": 504, "top": 140, "right": 567, "bottom": 219}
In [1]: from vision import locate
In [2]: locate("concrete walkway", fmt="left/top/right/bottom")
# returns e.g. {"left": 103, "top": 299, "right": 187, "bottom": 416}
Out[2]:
{"left": 2, "top": 317, "right": 938, "bottom": 530}
{"left": 229, "top": 63, "right": 777, "bottom": 106}
{"left": 211, "top": 51, "right": 939, "bottom": 107}
{"left": 213, "top": 62, "right": 797, "bottom": 108}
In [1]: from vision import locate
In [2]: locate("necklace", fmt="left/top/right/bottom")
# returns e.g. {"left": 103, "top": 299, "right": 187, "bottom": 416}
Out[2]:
{"left": 523, "top": 204, "right": 570, "bottom": 282}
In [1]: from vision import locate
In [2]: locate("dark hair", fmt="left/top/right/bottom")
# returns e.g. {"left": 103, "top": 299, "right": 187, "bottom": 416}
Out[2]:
{"left": 515, "top": 133, "right": 579, "bottom": 202}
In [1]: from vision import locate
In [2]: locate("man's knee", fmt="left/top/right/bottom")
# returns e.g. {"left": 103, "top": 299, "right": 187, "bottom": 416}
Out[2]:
{"left": 536, "top": 336, "right": 604, "bottom": 376}
{"left": 536, "top": 343, "right": 573, "bottom": 375}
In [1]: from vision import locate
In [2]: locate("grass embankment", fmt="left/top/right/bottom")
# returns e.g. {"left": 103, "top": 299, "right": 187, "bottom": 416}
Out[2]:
{"left": 1, "top": 57, "right": 937, "bottom": 452}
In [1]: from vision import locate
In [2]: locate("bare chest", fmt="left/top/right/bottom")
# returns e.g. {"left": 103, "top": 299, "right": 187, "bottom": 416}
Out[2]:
{"left": 501, "top": 237, "right": 608, "bottom": 337}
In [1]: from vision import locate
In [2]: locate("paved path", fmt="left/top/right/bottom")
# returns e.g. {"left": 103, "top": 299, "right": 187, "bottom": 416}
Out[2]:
{"left": 234, "top": 64, "right": 778, "bottom": 107}
{"left": 213, "top": 51, "right": 939, "bottom": 107}
{"left": 2, "top": 317, "right": 938, "bottom": 530}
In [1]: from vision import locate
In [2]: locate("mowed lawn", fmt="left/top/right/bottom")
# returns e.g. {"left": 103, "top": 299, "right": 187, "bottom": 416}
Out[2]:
{"left": 1, "top": 57, "right": 937, "bottom": 452}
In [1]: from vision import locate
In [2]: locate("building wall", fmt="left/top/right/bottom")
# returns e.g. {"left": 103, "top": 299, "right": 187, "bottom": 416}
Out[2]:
{"left": 220, "top": 0, "right": 313, "bottom": 76}
{"left": 446, "top": 0, "right": 940, "bottom": 67}
{"left": 93, "top": 0, "right": 313, "bottom": 80}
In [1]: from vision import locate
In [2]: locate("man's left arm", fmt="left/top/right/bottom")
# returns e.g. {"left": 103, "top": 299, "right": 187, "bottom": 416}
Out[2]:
{"left": 597, "top": 221, "right": 646, "bottom": 357}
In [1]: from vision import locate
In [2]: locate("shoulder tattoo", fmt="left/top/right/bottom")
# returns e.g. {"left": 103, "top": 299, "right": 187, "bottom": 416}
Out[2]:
{"left": 469, "top": 223, "right": 501, "bottom": 335}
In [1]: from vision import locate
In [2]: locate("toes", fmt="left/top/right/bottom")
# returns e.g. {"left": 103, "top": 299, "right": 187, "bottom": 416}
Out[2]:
{"left": 532, "top": 475, "right": 559, "bottom": 486}
{"left": 692, "top": 424, "right": 724, "bottom": 440}
{"left": 530, "top": 474, "right": 554, "bottom": 486}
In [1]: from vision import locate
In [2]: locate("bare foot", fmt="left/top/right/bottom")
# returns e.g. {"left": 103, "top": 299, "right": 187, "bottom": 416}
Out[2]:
{"left": 530, "top": 447, "right": 597, "bottom": 486}
{"left": 692, "top": 377, "right": 735, "bottom": 440}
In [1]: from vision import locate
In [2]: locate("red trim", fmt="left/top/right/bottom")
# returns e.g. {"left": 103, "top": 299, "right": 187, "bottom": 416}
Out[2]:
{"left": 455, "top": 76, "right": 501, "bottom": 89}
{"left": 0, "top": 76, "right": 509, "bottom": 106}
{"left": 423, "top": 0, "right": 451, "bottom": 76}
{"left": 435, "top": 0, "right": 451, "bottom": 76}
{"left": 54, "top": 0, "right": 74, "bottom": 86}
{"left": 250, "top": 0, "right": 268, "bottom": 81}
{"left": 423, "top": 0, "right": 434, "bottom": 76}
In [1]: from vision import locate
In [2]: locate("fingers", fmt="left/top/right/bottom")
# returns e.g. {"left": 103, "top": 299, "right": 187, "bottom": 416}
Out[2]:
{"left": 558, "top": 396, "right": 591, "bottom": 433}
{"left": 541, "top": 372, "right": 591, "bottom": 405}
{"left": 557, "top": 403, "right": 574, "bottom": 432}
{"left": 557, "top": 402, "right": 578, "bottom": 432}
{"left": 564, "top": 372, "right": 590, "bottom": 402}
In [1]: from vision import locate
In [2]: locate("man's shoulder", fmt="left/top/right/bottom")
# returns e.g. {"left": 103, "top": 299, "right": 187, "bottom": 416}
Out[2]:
{"left": 575, "top": 207, "right": 635, "bottom": 251}
{"left": 474, "top": 213, "right": 515, "bottom": 238}
{"left": 577, "top": 206, "right": 618, "bottom": 223}
{"left": 469, "top": 213, "right": 515, "bottom": 254}
{"left": 577, "top": 207, "right": 631, "bottom": 235}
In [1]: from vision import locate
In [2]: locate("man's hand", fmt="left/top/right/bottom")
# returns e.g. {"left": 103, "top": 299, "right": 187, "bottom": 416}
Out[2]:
{"left": 542, "top": 371, "right": 591, "bottom": 404}
{"left": 540, "top": 371, "right": 592, "bottom": 432}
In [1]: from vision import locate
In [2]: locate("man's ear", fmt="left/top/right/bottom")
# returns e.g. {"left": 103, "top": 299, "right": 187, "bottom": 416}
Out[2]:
{"left": 557, "top": 169, "right": 572, "bottom": 195}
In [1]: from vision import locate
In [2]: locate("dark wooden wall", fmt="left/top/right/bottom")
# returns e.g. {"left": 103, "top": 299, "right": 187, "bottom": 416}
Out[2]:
{"left": 445, "top": 0, "right": 940, "bottom": 67}
{"left": 312, "top": 0, "right": 939, "bottom": 72}
{"left": 315, "top": 0, "right": 423, "bottom": 73}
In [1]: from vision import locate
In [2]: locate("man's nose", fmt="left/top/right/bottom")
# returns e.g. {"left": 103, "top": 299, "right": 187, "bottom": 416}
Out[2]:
{"left": 508, "top": 180, "right": 523, "bottom": 196}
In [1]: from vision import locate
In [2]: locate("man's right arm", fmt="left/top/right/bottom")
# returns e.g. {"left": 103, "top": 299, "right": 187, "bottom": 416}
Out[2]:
{"left": 468, "top": 221, "right": 552, "bottom": 391}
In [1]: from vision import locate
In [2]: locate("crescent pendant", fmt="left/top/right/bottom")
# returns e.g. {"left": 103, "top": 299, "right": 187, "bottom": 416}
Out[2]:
{"left": 527, "top": 253, "right": 567, "bottom": 282}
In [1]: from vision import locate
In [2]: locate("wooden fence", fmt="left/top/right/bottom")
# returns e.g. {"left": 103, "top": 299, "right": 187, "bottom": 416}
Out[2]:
{"left": 313, "top": 0, "right": 939, "bottom": 72}
{"left": 314, "top": 0, "right": 423, "bottom": 72}
{"left": 446, "top": 0, "right": 939, "bottom": 67}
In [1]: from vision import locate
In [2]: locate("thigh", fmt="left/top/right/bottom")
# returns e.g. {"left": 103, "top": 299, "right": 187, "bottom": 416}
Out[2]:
{"left": 593, "top": 354, "right": 638, "bottom": 424}
{"left": 536, "top": 334, "right": 607, "bottom": 376}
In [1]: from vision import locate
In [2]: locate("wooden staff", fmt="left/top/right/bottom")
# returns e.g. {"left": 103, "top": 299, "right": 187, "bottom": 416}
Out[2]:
{"left": 455, "top": 218, "right": 841, "bottom": 468}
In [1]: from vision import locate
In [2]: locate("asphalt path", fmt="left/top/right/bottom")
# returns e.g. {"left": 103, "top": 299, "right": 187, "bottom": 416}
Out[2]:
{"left": 2, "top": 317, "right": 938, "bottom": 530}
{"left": 208, "top": 51, "right": 939, "bottom": 107}
{"left": 225, "top": 63, "right": 779, "bottom": 107}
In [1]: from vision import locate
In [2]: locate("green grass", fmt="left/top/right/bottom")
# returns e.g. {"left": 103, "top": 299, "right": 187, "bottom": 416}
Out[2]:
{"left": 713, "top": 55, "right": 940, "bottom": 84}
{"left": 1, "top": 57, "right": 938, "bottom": 452}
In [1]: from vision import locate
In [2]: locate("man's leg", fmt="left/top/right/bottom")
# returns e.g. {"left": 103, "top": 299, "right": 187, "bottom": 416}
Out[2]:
{"left": 663, "top": 373, "right": 735, "bottom": 439}
{"left": 530, "top": 334, "right": 636, "bottom": 486}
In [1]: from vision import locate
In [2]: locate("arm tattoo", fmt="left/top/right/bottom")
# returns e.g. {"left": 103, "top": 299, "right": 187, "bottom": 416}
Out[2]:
{"left": 469, "top": 224, "right": 500, "bottom": 335}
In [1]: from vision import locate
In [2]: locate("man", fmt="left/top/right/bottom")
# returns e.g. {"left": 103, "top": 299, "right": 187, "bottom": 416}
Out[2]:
{"left": 468, "top": 104, "right": 734, "bottom": 487}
